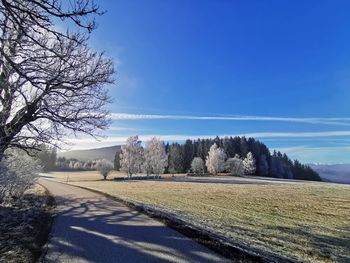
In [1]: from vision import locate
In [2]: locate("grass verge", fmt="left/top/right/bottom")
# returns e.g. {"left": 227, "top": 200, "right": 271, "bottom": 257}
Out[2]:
{"left": 0, "top": 184, "right": 55, "bottom": 263}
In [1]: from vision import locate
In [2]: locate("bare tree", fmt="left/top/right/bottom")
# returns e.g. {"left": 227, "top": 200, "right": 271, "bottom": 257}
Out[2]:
{"left": 0, "top": 0, "right": 114, "bottom": 161}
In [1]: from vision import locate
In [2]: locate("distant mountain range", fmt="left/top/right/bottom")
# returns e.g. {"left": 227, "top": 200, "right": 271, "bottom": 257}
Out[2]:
{"left": 310, "top": 164, "right": 350, "bottom": 184}
{"left": 58, "top": 145, "right": 121, "bottom": 162}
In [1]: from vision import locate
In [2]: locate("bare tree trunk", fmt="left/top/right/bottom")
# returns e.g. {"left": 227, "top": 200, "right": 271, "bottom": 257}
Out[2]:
{"left": 0, "top": 142, "right": 8, "bottom": 162}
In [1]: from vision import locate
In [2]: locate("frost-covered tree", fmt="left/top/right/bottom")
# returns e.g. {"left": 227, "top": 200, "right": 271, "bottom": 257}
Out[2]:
{"left": 120, "top": 136, "right": 144, "bottom": 177}
{"left": 243, "top": 152, "right": 256, "bottom": 175}
{"left": 191, "top": 157, "right": 204, "bottom": 175}
{"left": 96, "top": 159, "right": 114, "bottom": 180}
{"left": 114, "top": 150, "right": 121, "bottom": 171}
{"left": 83, "top": 162, "right": 91, "bottom": 170}
{"left": 73, "top": 162, "right": 83, "bottom": 170}
{"left": 0, "top": 0, "right": 114, "bottom": 161}
{"left": 142, "top": 137, "right": 167, "bottom": 175}
{"left": 205, "top": 143, "right": 226, "bottom": 175}
{"left": 69, "top": 161, "right": 75, "bottom": 170}
{"left": 142, "top": 140, "right": 153, "bottom": 175}
{"left": 0, "top": 149, "right": 41, "bottom": 204}
{"left": 225, "top": 154, "right": 244, "bottom": 176}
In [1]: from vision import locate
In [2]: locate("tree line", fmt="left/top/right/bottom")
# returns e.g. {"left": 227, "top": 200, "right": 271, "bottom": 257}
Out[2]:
{"left": 114, "top": 136, "right": 320, "bottom": 181}
{"left": 36, "top": 135, "right": 320, "bottom": 181}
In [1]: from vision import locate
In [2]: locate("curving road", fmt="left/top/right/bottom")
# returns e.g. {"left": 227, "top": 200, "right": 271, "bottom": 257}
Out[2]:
{"left": 39, "top": 179, "right": 227, "bottom": 263}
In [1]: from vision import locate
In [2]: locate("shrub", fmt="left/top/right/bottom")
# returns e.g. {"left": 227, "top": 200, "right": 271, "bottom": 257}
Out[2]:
{"left": 95, "top": 159, "right": 114, "bottom": 180}
{"left": 191, "top": 157, "right": 205, "bottom": 175}
{"left": 0, "top": 150, "right": 41, "bottom": 204}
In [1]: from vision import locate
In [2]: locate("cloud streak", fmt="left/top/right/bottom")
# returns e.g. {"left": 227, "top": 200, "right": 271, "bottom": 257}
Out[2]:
{"left": 110, "top": 113, "right": 350, "bottom": 126}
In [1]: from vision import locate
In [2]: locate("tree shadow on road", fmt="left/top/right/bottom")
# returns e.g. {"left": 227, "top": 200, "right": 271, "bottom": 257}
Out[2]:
{"left": 43, "top": 194, "right": 227, "bottom": 263}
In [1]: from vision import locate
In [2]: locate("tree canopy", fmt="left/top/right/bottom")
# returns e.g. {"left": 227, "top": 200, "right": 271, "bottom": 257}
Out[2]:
{"left": 0, "top": 0, "right": 114, "bottom": 160}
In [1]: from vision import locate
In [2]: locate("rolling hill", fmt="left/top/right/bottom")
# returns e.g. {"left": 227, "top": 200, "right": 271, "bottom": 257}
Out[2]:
{"left": 58, "top": 145, "right": 121, "bottom": 162}
{"left": 310, "top": 164, "right": 350, "bottom": 184}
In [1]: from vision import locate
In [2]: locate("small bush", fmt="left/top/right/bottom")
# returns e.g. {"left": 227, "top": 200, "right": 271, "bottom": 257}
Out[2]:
{"left": 0, "top": 150, "right": 41, "bottom": 204}
{"left": 95, "top": 159, "right": 114, "bottom": 180}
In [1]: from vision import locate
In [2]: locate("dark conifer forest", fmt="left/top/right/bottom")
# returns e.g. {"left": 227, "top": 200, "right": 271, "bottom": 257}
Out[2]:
{"left": 164, "top": 136, "right": 321, "bottom": 181}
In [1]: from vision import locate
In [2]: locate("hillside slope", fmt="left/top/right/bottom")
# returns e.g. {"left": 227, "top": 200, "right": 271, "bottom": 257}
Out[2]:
{"left": 310, "top": 164, "right": 350, "bottom": 184}
{"left": 58, "top": 145, "right": 121, "bottom": 161}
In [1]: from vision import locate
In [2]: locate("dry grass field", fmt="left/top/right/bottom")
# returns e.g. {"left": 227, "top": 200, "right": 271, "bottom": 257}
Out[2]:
{"left": 45, "top": 171, "right": 187, "bottom": 182}
{"left": 47, "top": 171, "right": 350, "bottom": 262}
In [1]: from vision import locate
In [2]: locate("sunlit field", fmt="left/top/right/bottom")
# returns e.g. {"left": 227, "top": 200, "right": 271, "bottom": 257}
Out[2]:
{"left": 44, "top": 171, "right": 187, "bottom": 182}
{"left": 47, "top": 171, "right": 350, "bottom": 262}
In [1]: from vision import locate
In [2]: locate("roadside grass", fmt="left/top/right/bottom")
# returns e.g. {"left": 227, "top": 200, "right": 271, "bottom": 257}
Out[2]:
{"left": 49, "top": 172, "right": 350, "bottom": 262}
{"left": 0, "top": 185, "right": 54, "bottom": 263}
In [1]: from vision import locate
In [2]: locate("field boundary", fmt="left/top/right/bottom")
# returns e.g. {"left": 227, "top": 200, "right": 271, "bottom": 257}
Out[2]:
{"left": 68, "top": 181, "right": 297, "bottom": 263}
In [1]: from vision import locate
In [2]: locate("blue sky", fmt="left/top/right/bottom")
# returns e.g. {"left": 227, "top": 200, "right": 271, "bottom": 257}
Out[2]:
{"left": 71, "top": 0, "right": 350, "bottom": 164}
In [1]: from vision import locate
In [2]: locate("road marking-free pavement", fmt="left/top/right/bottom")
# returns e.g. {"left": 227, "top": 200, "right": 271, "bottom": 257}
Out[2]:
{"left": 40, "top": 179, "right": 228, "bottom": 263}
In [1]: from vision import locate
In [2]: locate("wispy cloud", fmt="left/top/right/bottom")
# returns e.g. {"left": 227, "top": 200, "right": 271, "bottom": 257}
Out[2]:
{"left": 107, "top": 126, "right": 138, "bottom": 132}
{"left": 276, "top": 145, "right": 350, "bottom": 153}
{"left": 245, "top": 131, "right": 350, "bottom": 138}
{"left": 110, "top": 113, "right": 350, "bottom": 126}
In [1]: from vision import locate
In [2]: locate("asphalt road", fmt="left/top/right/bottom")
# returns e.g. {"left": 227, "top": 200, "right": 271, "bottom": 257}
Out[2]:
{"left": 39, "top": 179, "right": 227, "bottom": 263}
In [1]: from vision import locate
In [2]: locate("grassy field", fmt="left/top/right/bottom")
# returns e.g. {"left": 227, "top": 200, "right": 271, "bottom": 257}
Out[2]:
{"left": 46, "top": 170, "right": 187, "bottom": 182}
{"left": 47, "top": 171, "right": 350, "bottom": 262}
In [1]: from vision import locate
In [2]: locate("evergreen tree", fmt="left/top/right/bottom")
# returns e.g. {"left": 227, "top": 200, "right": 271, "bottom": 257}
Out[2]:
{"left": 240, "top": 137, "right": 249, "bottom": 157}
{"left": 258, "top": 154, "right": 269, "bottom": 176}
{"left": 163, "top": 136, "right": 320, "bottom": 181}
{"left": 183, "top": 139, "right": 195, "bottom": 172}
{"left": 168, "top": 143, "right": 184, "bottom": 174}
